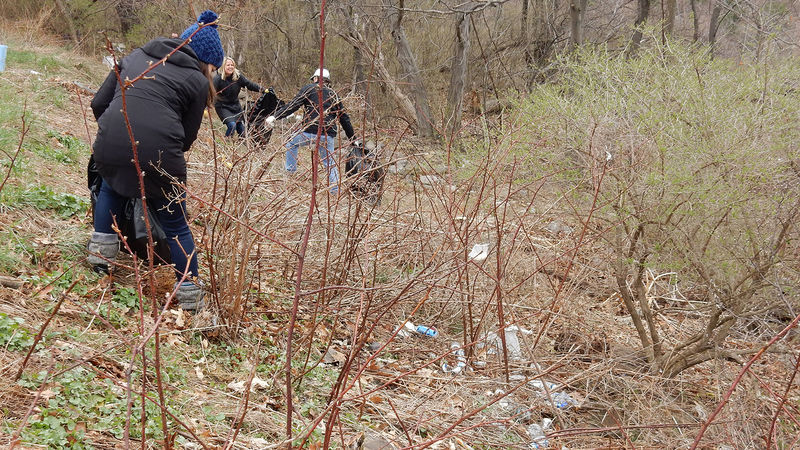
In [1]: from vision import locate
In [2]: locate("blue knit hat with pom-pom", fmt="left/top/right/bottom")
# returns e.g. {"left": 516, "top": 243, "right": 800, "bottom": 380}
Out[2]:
{"left": 180, "top": 10, "right": 224, "bottom": 68}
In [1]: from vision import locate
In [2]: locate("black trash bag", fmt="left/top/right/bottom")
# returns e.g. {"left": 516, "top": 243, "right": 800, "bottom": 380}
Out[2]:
{"left": 87, "top": 155, "right": 172, "bottom": 265}
{"left": 344, "top": 141, "right": 385, "bottom": 204}
{"left": 245, "top": 87, "right": 284, "bottom": 145}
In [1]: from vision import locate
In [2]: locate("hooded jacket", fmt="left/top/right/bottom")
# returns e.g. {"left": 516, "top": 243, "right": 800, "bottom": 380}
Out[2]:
{"left": 91, "top": 38, "right": 209, "bottom": 199}
{"left": 213, "top": 73, "right": 261, "bottom": 122}
{"left": 274, "top": 82, "right": 355, "bottom": 139}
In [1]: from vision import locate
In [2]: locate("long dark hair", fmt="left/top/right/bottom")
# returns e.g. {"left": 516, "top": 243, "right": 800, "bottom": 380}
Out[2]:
{"left": 198, "top": 61, "right": 216, "bottom": 107}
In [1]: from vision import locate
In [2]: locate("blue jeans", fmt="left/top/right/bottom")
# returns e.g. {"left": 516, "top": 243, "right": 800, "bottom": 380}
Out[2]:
{"left": 94, "top": 180, "right": 199, "bottom": 280}
{"left": 225, "top": 120, "right": 245, "bottom": 137}
{"left": 285, "top": 131, "right": 339, "bottom": 193}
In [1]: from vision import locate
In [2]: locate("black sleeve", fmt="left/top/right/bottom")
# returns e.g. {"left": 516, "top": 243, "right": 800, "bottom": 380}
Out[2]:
{"left": 181, "top": 78, "right": 209, "bottom": 152}
{"left": 91, "top": 66, "right": 121, "bottom": 120}
{"left": 212, "top": 73, "right": 223, "bottom": 91}
{"left": 333, "top": 95, "right": 355, "bottom": 139}
{"left": 338, "top": 108, "right": 355, "bottom": 140}
{"left": 239, "top": 74, "right": 262, "bottom": 93}
{"left": 274, "top": 85, "right": 310, "bottom": 119}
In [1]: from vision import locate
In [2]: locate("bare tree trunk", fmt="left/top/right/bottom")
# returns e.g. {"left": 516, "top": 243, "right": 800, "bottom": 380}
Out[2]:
{"left": 663, "top": 0, "right": 677, "bottom": 39}
{"left": 629, "top": 0, "right": 651, "bottom": 55}
{"left": 344, "top": 4, "right": 368, "bottom": 99}
{"left": 521, "top": 0, "right": 532, "bottom": 70}
{"left": 690, "top": 0, "right": 700, "bottom": 42}
{"left": 569, "top": 0, "right": 588, "bottom": 48}
{"left": 53, "top": 0, "right": 79, "bottom": 47}
{"left": 387, "top": 0, "right": 436, "bottom": 138}
{"left": 340, "top": 29, "right": 418, "bottom": 127}
{"left": 447, "top": 11, "right": 471, "bottom": 138}
{"left": 709, "top": 1, "right": 723, "bottom": 58}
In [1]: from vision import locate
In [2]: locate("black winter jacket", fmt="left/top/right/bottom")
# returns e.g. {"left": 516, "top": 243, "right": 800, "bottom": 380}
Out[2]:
{"left": 274, "top": 82, "right": 355, "bottom": 139}
{"left": 91, "top": 38, "right": 209, "bottom": 199}
{"left": 213, "top": 73, "right": 261, "bottom": 122}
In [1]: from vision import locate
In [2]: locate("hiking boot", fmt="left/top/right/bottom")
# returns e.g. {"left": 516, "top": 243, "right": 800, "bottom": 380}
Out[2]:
{"left": 87, "top": 232, "right": 119, "bottom": 274}
{"left": 175, "top": 281, "right": 205, "bottom": 312}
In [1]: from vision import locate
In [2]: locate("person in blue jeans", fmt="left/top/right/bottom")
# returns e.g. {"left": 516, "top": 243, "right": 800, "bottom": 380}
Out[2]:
{"left": 266, "top": 68, "right": 358, "bottom": 194}
{"left": 213, "top": 57, "right": 263, "bottom": 137}
{"left": 86, "top": 10, "right": 224, "bottom": 311}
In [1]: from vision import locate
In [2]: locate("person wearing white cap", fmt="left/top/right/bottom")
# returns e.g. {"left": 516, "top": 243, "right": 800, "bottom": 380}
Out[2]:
{"left": 266, "top": 68, "right": 357, "bottom": 194}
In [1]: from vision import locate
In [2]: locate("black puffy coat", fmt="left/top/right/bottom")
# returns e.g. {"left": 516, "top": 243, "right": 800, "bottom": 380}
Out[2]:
{"left": 91, "top": 38, "right": 209, "bottom": 199}
{"left": 213, "top": 73, "right": 261, "bottom": 123}
{"left": 274, "top": 82, "right": 355, "bottom": 139}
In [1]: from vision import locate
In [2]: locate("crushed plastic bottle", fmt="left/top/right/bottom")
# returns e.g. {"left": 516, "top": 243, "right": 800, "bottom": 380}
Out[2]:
{"left": 415, "top": 325, "right": 438, "bottom": 337}
{"left": 551, "top": 391, "right": 577, "bottom": 409}
{"left": 442, "top": 342, "right": 467, "bottom": 374}
{"left": 527, "top": 418, "right": 553, "bottom": 448}
{"left": 528, "top": 379, "right": 577, "bottom": 409}
{"left": 399, "top": 321, "right": 438, "bottom": 338}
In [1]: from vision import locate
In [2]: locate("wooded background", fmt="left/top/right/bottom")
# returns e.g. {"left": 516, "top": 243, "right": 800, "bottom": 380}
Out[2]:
{"left": 5, "top": 0, "right": 799, "bottom": 139}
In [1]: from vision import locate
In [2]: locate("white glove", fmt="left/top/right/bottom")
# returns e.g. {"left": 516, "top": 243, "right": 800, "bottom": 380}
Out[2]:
{"left": 265, "top": 116, "right": 276, "bottom": 128}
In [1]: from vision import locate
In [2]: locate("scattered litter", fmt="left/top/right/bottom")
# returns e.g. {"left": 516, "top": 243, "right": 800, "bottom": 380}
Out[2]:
{"left": 442, "top": 342, "right": 467, "bottom": 374}
{"left": 527, "top": 418, "right": 553, "bottom": 448}
{"left": 482, "top": 325, "right": 533, "bottom": 359}
{"left": 102, "top": 55, "right": 115, "bottom": 69}
{"left": 528, "top": 379, "right": 559, "bottom": 391}
{"left": 398, "top": 321, "right": 438, "bottom": 338}
{"left": 30, "top": 69, "right": 41, "bottom": 75}
{"left": 468, "top": 243, "right": 490, "bottom": 261}
{"left": 528, "top": 379, "right": 578, "bottom": 409}
{"left": 415, "top": 324, "right": 438, "bottom": 337}
{"left": 227, "top": 376, "right": 270, "bottom": 393}
{"left": 544, "top": 220, "right": 573, "bottom": 235}
{"left": 551, "top": 391, "right": 577, "bottom": 409}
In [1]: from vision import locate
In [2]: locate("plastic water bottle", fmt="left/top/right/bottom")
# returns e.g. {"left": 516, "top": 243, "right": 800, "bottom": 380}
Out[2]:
{"left": 527, "top": 418, "right": 552, "bottom": 448}
{"left": 552, "top": 392, "right": 576, "bottom": 409}
{"left": 415, "top": 325, "right": 438, "bottom": 337}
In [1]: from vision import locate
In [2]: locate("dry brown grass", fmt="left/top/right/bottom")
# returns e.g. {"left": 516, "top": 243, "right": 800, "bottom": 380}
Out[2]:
{"left": 0, "top": 24, "right": 798, "bottom": 450}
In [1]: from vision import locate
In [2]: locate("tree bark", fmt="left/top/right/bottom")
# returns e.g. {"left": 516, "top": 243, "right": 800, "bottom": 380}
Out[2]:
{"left": 709, "top": 1, "right": 723, "bottom": 57}
{"left": 446, "top": 11, "right": 472, "bottom": 138}
{"left": 569, "top": 0, "right": 588, "bottom": 48}
{"left": 344, "top": 4, "right": 368, "bottom": 99}
{"left": 387, "top": 0, "right": 436, "bottom": 138}
{"left": 689, "top": 0, "right": 700, "bottom": 42}
{"left": 663, "top": 0, "right": 677, "bottom": 39}
{"left": 339, "top": 29, "right": 418, "bottom": 128}
{"left": 521, "top": 0, "right": 532, "bottom": 71}
{"left": 629, "top": 0, "right": 651, "bottom": 55}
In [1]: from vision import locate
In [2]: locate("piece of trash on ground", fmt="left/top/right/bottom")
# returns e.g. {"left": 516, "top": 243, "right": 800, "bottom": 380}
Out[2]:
{"left": 227, "top": 376, "right": 270, "bottom": 393}
{"left": 398, "top": 320, "right": 438, "bottom": 338}
{"left": 442, "top": 342, "right": 467, "bottom": 374}
{"left": 468, "top": 243, "right": 490, "bottom": 261}
{"left": 481, "top": 325, "right": 533, "bottom": 359}
{"left": 528, "top": 418, "right": 553, "bottom": 448}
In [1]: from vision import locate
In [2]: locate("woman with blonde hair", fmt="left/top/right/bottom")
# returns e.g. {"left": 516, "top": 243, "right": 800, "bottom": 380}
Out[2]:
{"left": 213, "top": 56, "right": 263, "bottom": 137}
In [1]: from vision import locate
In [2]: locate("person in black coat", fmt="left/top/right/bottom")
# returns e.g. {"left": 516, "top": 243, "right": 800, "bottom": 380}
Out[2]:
{"left": 86, "top": 10, "right": 224, "bottom": 311}
{"left": 213, "top": 57, "right": 263, "bottom": 137}
{"left": 265, "top": 68, "right": 357, "bottom": 194}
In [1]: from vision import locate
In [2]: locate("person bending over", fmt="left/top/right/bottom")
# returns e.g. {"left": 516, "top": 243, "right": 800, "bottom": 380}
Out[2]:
{"left": 86, "top": 10, "right": 224, "bottom": 311}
